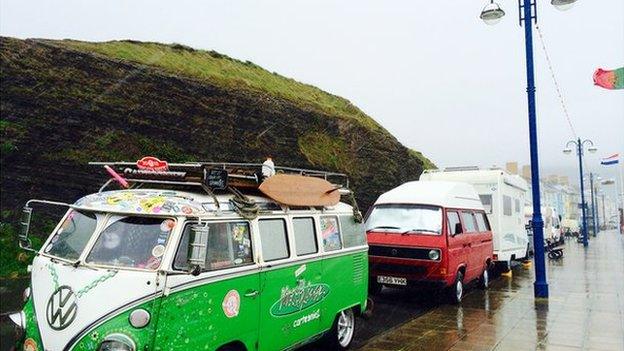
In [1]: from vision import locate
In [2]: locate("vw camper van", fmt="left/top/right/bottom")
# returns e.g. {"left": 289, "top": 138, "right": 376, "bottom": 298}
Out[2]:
{"left": 420, "top": 168, "right": 529, "bottom": 272}
{"left": 366, "top": 181, "right": 493, "bottom": 304}
{"left": 10, "top": 158, "right": 368, "bottom": 351}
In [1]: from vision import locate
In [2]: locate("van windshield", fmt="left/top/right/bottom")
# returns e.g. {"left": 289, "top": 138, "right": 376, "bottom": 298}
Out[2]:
{"left": 86, "top": 216, "right": 175, "bottom": 270}
{"left": 44, "top": 210, "right": 99, "bottom": 261}
{"left": 366, "top": 204, "right": 442, "bottom": 235}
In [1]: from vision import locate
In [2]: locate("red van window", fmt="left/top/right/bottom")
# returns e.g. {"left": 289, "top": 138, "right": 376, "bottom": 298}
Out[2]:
{"left": 461, "top": 212, "right": 477, "bottom": 233}
{"left": 447, "top": 211, "right": 462, "bottom": 235}
{"left": 475, "top": 212, "right": 491, "bottom": 231}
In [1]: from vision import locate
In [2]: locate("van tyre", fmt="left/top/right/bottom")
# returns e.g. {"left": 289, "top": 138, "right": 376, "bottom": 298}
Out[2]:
{"left": 478, "top": 266, "right": 489, "bottom": 289}
{"left": 448, "top": 271, "right": 464, "bottom": 304}
{"left": 323, "top": 308, "right": 356, "bottom": 350}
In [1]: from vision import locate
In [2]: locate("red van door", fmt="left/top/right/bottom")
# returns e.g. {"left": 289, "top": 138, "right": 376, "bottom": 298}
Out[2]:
{"left": 474, "top": 211, "right": 493, "bottom": 268}
{"left": 446, "top": 210, "right": 469, "bottom": 282}
{"left": 461, "top": 211, "right": 481, "bottom": 280}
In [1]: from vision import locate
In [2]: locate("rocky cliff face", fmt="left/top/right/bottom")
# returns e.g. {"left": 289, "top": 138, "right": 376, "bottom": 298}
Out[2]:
{"left": 1, "top": 37, "right": 430, "bottom": 217}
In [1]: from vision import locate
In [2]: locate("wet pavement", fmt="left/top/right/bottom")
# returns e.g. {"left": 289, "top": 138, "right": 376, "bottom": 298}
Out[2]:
{"left": 356, "top": 230, "right": 624, "bottom": 351}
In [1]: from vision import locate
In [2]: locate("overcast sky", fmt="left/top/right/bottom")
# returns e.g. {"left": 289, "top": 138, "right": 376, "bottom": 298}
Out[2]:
{"left": 1, "top": 0, "right": 623, "bottom": 198}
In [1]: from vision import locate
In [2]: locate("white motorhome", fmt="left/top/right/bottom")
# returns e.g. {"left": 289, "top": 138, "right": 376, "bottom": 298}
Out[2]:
{"left": 420, "top": 168, "right": 529, "bottom": 271}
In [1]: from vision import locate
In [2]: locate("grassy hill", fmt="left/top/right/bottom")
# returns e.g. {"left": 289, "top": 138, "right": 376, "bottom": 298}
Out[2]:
{"left": 0, "top": 36, "right": 431, "bottom": 277}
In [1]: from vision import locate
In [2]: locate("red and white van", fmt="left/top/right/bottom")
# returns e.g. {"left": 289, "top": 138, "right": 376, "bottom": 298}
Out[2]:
{"left": 366, "top": 181, "right": 493, "bottom": 303}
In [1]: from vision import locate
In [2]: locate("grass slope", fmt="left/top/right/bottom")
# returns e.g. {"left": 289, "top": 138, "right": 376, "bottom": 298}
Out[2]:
{"left": 58, "top": 40, "right": 382, "bottom": 132}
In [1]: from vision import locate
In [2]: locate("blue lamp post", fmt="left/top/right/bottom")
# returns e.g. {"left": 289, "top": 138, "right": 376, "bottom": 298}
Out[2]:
{"left": 564, "top": 138, "right": 597, "bottom": 247}
{"left": 478, "top": 0, "right": 578, "bottom": 298}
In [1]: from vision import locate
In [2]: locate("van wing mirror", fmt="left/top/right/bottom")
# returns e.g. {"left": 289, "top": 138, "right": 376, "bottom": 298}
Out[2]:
{"left": 454, "top": 223, "right": 463, "bottom": 235}
{"left": 188, "top": 222, "right": 209, "bottom": 274}
{"left": 19, "top": 199, "right": 70, "bottom": 252}
{"left": 19, "top": 206, "right": 33, "bottom": 249}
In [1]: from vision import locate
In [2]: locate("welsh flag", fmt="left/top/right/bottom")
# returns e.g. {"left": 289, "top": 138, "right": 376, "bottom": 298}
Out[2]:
{"left": 593, "top": 67, "right": 624, "bottom": 90}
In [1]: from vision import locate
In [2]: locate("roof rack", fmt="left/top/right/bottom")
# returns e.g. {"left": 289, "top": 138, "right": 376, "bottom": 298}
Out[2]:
{"left": 89, "top": 160, "right": 350, "bottom": 193}
{"left": 89, "top": 158, "right": 360, "bottom": 222}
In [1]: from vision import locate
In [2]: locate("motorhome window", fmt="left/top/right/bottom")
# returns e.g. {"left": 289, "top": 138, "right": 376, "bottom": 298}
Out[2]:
{"left": 503, "top": 195, "right": 513, "bottom": 216}
{"left": 174, "top": 221, "right": 252, "bottom": 271}
{"left": 514, "top": 199, "right": 521, "bottom": 213}
{"left": 447, "top": 211, "right": 462, "bottom": 235}
{"left": 321, "top": 216, "right": 342, "bottom": 251}
{"left": 293, "top": 217, "right": 318, "bottom": 256}
{"left": 461, "top": 212, "right": 477, "bottom": 232}
{"left": 479, "top": 195, "right": 493, "bottom": 214}
{"left": 87, "top": 217, "right": 175, "bottom": 270}
{"left": 366, "top": 205, "right": 442, "bottom": 235}
{"left": 475, "top": 212, "right": 490, "bottom": 231}
{"left": 340, "top": 215, "right": 366, "bottom": 248}
{"left": 259, "top": 219, "right": 290, "bottom": 261}
{"left": 44, "top": 210, "right": 98, "bottom": 261}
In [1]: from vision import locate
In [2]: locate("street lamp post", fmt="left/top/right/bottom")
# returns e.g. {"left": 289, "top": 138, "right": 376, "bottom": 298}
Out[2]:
{"left": 477, "top": 0, "right": 579, "bottom": 298}
{"left": 590, "top": 173, "right": 597, "bottom": 236}
{"left": 564, "top": 138, "right": 597, "bottom": 247}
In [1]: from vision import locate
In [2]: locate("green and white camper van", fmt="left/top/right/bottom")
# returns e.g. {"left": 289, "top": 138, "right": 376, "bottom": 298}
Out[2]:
{"left": 11, "top": 159, "right": 368, "bottom": 351}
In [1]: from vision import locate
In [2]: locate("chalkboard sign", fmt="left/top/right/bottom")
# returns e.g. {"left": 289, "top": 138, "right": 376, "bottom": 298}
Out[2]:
{"left": 205, "top": 168, "right": 228, "bottom": 190}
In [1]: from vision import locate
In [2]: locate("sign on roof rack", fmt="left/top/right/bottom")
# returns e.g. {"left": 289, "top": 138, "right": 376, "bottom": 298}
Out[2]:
{"left": 205, "top": 168, "right": 228, "bottom": 190}
{"left": 137, "top": 156, "right": 169, "bottom": 172}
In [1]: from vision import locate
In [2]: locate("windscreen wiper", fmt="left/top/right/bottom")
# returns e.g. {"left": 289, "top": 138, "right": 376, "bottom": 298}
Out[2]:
{"left": 368, "top": 226, "right": 400, "bottom": 231}
{"left": 401, "top": 228, "right": 439, "bottom": 235}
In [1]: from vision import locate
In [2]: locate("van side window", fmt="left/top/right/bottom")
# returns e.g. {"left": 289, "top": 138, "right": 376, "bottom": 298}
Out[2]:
{"left": 320, "top": 216, "right": 342, "bottom": 251}
{"left": 503, "top": 195, "right": 513, "bottom": 216}
{"left": 447, "top": 211, "right": 462, "bottom": 235}
{"left": 461, "top": 212, "right": 477, "bottom": 233}
{"left": 475, "top": 212, "right": 491, "bottom": 232}
{"left": 340, "top": 215, "right": 366, "bottom": 248}
{"left": 259, "top": 219, "right": 290, "bottom": 261}
{"left": 293, "top": 217, "right": 318, "bottom": 256}
{"left": 174, "top": 221, "right": 253, "bottom": 271}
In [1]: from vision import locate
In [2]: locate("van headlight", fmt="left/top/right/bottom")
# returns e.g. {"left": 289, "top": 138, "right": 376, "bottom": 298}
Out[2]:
{"left": 428, "top": 250, "right": 440, "bottom": 260}
{"left": 98, "top": 334, "right": 135, "bottom": 351}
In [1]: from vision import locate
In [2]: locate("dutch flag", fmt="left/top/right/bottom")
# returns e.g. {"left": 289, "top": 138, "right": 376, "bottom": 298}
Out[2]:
{"left": 601, "top": 153, "right": 620, "bottom": 166}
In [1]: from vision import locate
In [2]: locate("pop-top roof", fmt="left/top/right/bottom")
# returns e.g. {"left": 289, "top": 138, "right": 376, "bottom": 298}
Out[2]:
{"left": 374, "top": 180, "right": 484, "bottom": 210}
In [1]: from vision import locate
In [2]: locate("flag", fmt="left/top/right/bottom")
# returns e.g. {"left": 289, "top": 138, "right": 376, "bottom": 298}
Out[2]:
{"left": 601, "top": 154, "right": 620, "bottom": 165}
{"left": 593, "top": 67, "right": 624, "bottom": 90}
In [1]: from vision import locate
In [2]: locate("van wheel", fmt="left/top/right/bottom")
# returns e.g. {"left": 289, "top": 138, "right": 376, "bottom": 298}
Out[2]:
{"left": 448, "top": 272, "right": 464, "bottom": 304}
{"left": 323, "top": 309, "right": 356, "bottom": 350}
{"left": 478, "top": 267, "right": 489, "bottom": 289}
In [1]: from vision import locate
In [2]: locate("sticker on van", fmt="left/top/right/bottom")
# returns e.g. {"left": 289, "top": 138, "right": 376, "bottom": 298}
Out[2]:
{"left": 271, "top": 280, "right": 330, "bottom": 317}
{"left": 221, "top": 290, "right": 241, "bottom": 318}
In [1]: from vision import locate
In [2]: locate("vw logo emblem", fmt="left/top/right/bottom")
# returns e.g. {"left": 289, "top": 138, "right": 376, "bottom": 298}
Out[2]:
{"left": 391, "top": 249, "right": 398, "bottom": 256}
{"left": 46, "top": 285, "right": 78, "bottom": 330}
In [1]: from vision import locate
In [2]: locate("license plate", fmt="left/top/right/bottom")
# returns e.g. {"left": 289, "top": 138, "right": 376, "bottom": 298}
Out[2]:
{"left": 377, "top": 275, "right": 407, "bottom": 286}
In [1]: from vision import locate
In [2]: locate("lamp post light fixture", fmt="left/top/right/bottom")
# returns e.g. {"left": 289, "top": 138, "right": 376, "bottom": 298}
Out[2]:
{"left": 477, "top": 0, "right": 578, "bottom": 299}
{"left": 564, "top": 138, "right": 597, "bottom": 247}
{"left": 551, "top": 0, "right": 579, "bottom": 11}
{"left": 480, "top": 0, "right": 506, "bottom": 25}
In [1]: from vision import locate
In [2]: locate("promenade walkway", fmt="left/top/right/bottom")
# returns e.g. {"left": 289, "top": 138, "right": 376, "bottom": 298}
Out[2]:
{"left": 358, "top": 230, "right": 624, "bottom": 351}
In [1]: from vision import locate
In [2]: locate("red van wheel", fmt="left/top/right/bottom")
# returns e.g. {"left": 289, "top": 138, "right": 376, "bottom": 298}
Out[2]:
{"left": 448, "top": 271, "right": 464, "bottom": 304}
{"left": 478, "top": 267, "right": 490, "bottom": 289}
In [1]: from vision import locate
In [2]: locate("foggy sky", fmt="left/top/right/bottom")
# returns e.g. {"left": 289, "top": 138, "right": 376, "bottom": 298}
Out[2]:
{"left": 1, "top": 0, "right": 623, "bottom": 198}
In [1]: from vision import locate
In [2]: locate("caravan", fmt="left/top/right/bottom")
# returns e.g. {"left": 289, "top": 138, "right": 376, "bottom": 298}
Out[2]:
{"left": 420, "top": 168, "right": 529, "bottom": 271}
